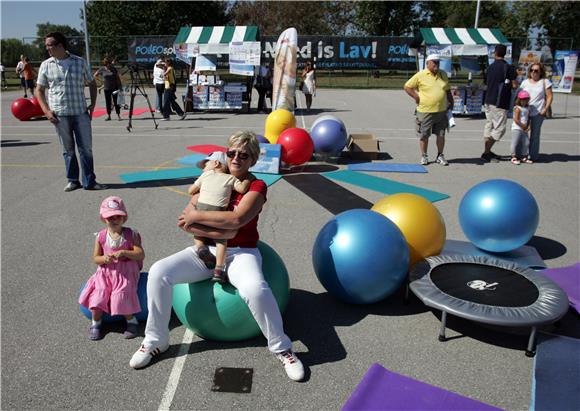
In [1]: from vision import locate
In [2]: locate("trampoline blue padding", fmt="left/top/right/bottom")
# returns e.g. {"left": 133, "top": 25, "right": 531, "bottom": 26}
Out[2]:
{"left": 531, "top": 333, "right": 580, "bottom": 411}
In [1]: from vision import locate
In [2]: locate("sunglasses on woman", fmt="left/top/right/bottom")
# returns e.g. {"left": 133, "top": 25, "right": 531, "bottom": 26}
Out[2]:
{"left": 530, "top": 69, "right": 540, "bottom": 73}
{"left": 226, "top": 150, "right": 250, "bottom": 160}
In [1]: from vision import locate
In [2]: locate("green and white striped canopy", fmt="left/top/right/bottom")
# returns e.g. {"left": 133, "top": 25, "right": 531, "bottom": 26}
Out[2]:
{"left": 174, "top": 26, "right": 259, "bottom": 54}
{"left": 420, "top": 28, "right": 509, "bottom": 55}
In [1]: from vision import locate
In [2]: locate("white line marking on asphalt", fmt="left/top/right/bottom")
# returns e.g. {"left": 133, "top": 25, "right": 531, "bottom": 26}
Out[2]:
{"left": 158, "top": 328, "right": 195, "bottom": 411}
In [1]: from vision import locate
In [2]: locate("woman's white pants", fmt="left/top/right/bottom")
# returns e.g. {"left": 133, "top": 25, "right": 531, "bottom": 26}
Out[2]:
{"left": 143, "top": 246, "right": 292, "bottom": 353}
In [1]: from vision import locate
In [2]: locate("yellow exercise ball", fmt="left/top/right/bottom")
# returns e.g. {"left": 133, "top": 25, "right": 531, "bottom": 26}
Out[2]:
{"left": 264, "top": 109, "right": 296, "bottom": 144}
{"left": 371, "top": 193, "right": 446, "bottom": 267}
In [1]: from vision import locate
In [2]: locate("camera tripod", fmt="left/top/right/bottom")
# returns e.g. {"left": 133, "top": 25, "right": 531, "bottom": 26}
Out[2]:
{"left": 125, "top": 66, "right": 158, "bottom": 132}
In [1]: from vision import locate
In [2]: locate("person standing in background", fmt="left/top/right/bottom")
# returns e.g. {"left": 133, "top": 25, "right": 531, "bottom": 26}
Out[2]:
{"left": 519, "top": 63, "right": 553, "bottom": 162}
{"left": 480, "top": 44, "right": 518, "bottom": 163}
{"left": 153, "top": 58, "right": 165, "bottom": 113}
{"left": 404, "top": 54, "right": 453, "bottom": 166}
{"left": 301, "top": 61, "right": 316, "bottom": 111}
{"left": 16, "top": 54, "right": 27, "bottom": 97}
{"left": 35, "top": 32, "right": 107, "bottom": 192}
{"left": 94, "top": 57, "right": 122, "bottom": 121}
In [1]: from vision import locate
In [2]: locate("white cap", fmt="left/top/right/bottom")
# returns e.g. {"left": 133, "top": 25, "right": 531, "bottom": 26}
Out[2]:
{"left": 426, "top": 54, "right": 441, "bottom": 62}
{"left": 196, "top": 151, "right": 227, "bottom": 169}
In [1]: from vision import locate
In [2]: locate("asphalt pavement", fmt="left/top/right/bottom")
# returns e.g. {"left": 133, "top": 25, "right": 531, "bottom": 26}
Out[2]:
{"left": 1, "top": 86, "right": 579, "bottom": 410}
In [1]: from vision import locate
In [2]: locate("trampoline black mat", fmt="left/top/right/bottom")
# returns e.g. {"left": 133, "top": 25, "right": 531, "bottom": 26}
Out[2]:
{"left": 430, "top": 263, "right": 539, "bottom": 307}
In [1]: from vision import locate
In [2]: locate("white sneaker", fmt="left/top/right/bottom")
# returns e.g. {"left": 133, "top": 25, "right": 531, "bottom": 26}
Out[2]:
{"left": 275, "top": 350, "right": 305, "bottom": 381}
{"left": 129, "top": 343, "right": 169, "bottom": 369}
{"left": 436, "top": 154, "right": 449, "bottom": 166}
{"left": 420, "top": 154, "right": 429, "bottom": 165}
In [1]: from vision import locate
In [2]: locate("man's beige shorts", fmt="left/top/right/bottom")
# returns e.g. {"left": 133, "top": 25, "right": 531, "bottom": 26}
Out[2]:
{"left": 415, "top": 111, "right": 447, "bottom": 139}
{"left": 483, "top": 104, "right": 508, "bottom": 141}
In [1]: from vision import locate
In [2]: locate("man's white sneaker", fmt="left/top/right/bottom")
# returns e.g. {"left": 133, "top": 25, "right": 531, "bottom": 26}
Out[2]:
{"left": 275, "top": 350, "right": 305, "bottom": 381}
{"left": 420, "top": 154, "right": 429, "bottom": 165}
{"left": 436, "top": 154, "right": 449, "bottom": 166}
{"left": 129, "top": 343, "right": 169, "bottom": 369}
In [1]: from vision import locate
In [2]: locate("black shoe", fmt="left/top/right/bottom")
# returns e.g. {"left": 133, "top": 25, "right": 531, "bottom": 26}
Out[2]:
{"left": 86, "top": 182, "right": 108, "bottom": 190}
{"left": 197, "top": 247, "right": 216, "bottom": 269}
{"left": 211, "top": 267, "right": 227, "bottom": 284}
{"left": 481, "top": 153, "right": 499, "bottom": 163}
{"left": 488, "top": 151, "right": 501, "bottom": 159}
{"left": 64, "top": 181, "right": 82, "bottom": 192}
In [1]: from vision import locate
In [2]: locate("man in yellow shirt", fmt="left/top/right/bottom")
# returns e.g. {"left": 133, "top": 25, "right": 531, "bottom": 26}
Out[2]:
{"left": 404, "top": 54, "right": 454, "bottom": 166}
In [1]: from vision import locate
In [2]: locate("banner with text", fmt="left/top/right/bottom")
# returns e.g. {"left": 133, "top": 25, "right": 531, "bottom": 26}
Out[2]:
{"left": 261, "top": 35, "right": 416, "bottom": 70}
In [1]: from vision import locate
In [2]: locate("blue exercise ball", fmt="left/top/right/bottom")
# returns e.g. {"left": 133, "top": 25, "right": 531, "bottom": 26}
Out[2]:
{"left": 79, "top": 272, "right": 149, "bottom": 322}
{"left": 311, "top": 115, "right": 346, "bottom": 131}
{"left": 310, "top": 119, "right": 348, "bottom": 153}
{"left": 459, "top": 179, "right": 539, "bottom": 253}
{"left": 312, "top": 209, "right": 409, "bottom": 304}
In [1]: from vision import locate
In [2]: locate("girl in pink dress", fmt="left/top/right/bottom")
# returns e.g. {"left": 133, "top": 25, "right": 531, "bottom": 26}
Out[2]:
{"left": 79, "top": 196, "right": 145, "bottom": 340}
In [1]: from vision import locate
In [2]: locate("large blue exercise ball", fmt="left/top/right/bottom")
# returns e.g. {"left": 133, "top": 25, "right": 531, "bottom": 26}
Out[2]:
{"left": 172, "top": 241, "right": 290, "bottom": 341}
{"left": 459, "top": 179, "right": 539, "bottom": 253}
{"left": 79, "top": 272, "right": 149, "bottom": 322}
{"left": 312, "top": 209, "right": 409, "bottom": 304}
{"left": 310, "top": 118, "right": 348, "bottom": 153}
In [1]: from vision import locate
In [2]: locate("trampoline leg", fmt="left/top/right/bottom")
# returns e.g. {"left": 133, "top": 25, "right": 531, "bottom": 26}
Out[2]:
{"left": 525, "top": 326, "right": 537, "bottom": 357}
{"left": 438, "top": 311, "right": 447, "bottom": 342}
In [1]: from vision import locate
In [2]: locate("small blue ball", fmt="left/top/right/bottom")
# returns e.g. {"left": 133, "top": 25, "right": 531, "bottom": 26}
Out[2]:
{"left": 312, "top": 209, "right": 409, "bottom": 304}
{"left": 459, "top": 179, "right": 539, "bottom": 253}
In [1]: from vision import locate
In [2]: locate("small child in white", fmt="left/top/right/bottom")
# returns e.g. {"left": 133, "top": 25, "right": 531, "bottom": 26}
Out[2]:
{"left": 188, "top": 151, "right": 250, "bottom": 283}
{"left": 511, "top": 90, "right": 533, "bottom": 165}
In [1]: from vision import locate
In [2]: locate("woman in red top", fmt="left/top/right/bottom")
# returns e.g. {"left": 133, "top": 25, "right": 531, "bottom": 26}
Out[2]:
{"left": 129, "top": 131, "right": 304, "bottom": 381}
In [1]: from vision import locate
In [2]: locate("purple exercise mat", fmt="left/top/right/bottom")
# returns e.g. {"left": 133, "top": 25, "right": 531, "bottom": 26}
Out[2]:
{"left": 539, "top": 263, "right": 580, "bottom": 313}
{"left": 342, "top": 363, "right": 502, "bottom": 411}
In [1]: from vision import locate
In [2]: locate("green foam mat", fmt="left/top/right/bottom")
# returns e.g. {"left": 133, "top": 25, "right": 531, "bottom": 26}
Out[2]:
{"left": 322, "top": 170, "right": 449, "bottom": 203}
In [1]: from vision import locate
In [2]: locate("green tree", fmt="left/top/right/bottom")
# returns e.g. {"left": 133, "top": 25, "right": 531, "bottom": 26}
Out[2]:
{"left": 352, "top": 1, "right": 420, "bottom": 36}
{"left": 228, "top": 1, "right": 356, "bottom": 36}
{"left": 1, "top": 39, "right": 38, "bottom": 66}
{"left": 423, "top": 1, "right": 509, "bottom": 31}
{"left": 509, "top": 1, "right": 579, "bottom": 51}
{"left": 85, "top": 0, "right": 228, "bottom": 62}
{"left": 34, "top": 23, "right": 86, "bottom": 59}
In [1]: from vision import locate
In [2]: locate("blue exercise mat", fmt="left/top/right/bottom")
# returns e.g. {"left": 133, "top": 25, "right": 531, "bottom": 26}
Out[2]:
{"left": 119, "top": 167, "right": 282, "bottom": 187}
{"left": 531, "top": 333, "right": 580, "bottom": 411}
{"left": 176, "top": 153, "right": 208, "bottom": 166}
{"left": 323, "top": 170, "right": 449, "bottom": 203}
{"left": 347, "top": 162, "right": 428, "bottom": 173}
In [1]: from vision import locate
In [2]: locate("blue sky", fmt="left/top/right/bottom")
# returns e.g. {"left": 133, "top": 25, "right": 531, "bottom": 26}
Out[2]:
{"left": 1, "top": 0, "right": 85, "bottom": 40}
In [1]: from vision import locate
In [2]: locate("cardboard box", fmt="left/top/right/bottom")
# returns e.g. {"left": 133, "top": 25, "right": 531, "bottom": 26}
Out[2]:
{"left": 347, "top": 134, "right": 380, "bottom": 160}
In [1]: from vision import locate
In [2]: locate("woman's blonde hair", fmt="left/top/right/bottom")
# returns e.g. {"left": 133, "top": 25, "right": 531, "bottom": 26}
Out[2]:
{"left": 228, "top": 131, "right": 260, "bottom": 163}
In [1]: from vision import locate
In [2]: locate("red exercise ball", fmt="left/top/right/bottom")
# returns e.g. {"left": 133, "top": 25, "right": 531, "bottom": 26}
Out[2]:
{"left": 11, "top": 98, "right": 36, "bottom": 121}
{"left": 277, "top": 128, "right": 314, "bottom": 166}
{"left": 29, "top": 97, "right": 45, "bottom": 118}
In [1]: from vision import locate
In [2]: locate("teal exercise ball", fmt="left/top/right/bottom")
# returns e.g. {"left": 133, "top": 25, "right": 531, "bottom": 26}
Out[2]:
{"left": 172, "top": 241, "right": 290, "bottom": 341}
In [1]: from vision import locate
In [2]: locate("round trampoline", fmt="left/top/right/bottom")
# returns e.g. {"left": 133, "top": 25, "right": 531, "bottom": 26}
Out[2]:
{"left": 409, "top": 254, "right": 569, "bottom": 356}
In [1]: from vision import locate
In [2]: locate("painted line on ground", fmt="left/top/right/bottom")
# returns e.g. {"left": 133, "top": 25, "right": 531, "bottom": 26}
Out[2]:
{"left": 158, "top": 328, "right": 195, "bottom": 411}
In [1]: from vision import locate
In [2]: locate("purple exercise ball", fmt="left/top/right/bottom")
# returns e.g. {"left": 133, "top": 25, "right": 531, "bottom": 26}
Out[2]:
{"left": 256, "top": 134, "right": 269, "bottom": 144}
{"left": 310, "top": 119, "right": 348, "bottom": 153}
